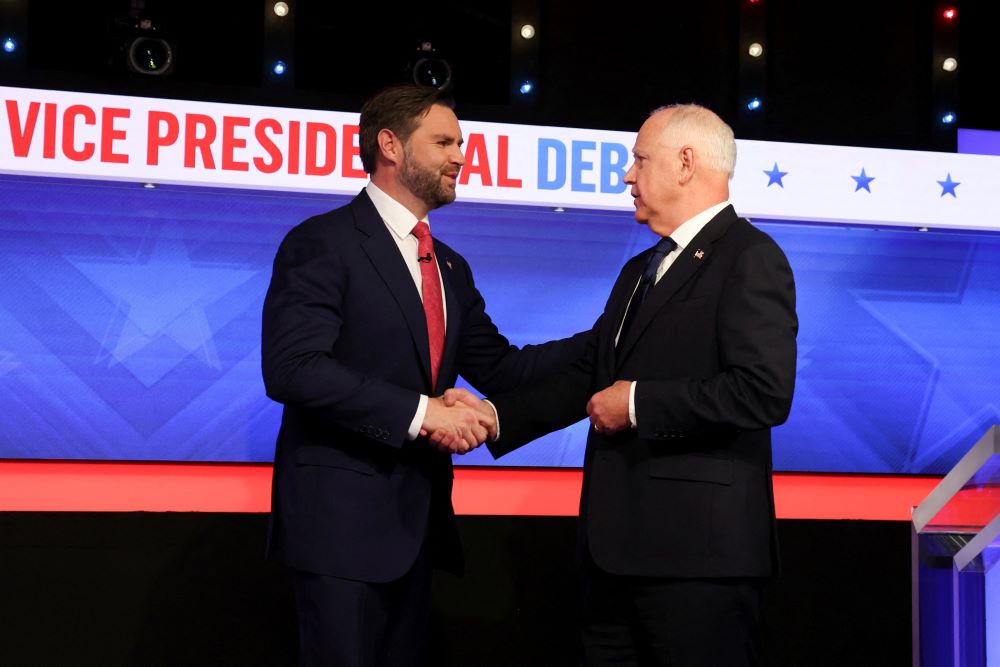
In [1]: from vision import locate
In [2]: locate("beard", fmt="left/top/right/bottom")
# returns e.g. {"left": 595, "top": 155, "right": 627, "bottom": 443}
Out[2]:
{"left": 399, "top": 147, "right": 457, "bottom": 211}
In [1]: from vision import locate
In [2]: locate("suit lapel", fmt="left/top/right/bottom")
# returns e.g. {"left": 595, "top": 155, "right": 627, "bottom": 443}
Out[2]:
{"left": 606, "top": 256, "right": 645, "bottom": 376}
{"left": 352, "top": 192, "right": 434, "bottom": 389}
{"left": 615, "top": 206, "right": 738, "bottom": 368}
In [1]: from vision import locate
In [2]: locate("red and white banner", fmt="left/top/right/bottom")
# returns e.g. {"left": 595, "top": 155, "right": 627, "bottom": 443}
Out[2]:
{"left": 3, "top": 85, "right": 1000, "bottom": 231}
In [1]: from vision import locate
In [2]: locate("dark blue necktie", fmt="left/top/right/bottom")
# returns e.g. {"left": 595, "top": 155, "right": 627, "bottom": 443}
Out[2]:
{"left": 617, "top": 236, "right": 677, "bottom": 347}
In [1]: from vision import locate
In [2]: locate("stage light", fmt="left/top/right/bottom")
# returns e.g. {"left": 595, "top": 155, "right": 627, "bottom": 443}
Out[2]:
{"left": 520, "top": 24, "right": 535, "bottom": 39}
{"left": 941, "top": 111, "right": 956, "bottom": 125}
{"left": 273, "top": 60, "right": 286, "bottom": 75}
{"left": 942, "top": 57, "right": 958, "bottom": 72}
{"left": 128, "top": 36, "right": 174, "bottom": 75}
{"left": 411, "top": 42, "right": 452, "bottom": 90}
{"left": 143, "top": 183, "right": 157, "bottom": 189}
{"left": 942, "top": 7, "right": 957, "bottom": 21}
{"left": 747, "top": 97, "right": 762, "bottom": 111}
{"left": 748, "top": 42, "right": 763, "bottom": 57}
{"left": 519, "top": 81, "right": 534, "bottom": 95}
{"left": 273, "top": 2, "right": 289, "bottom": 17}
{"left": 2, "top": 37, "right": 15, "bottom": 54}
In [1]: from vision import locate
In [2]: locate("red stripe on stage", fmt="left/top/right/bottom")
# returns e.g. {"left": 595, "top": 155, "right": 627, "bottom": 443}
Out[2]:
{"left": 0, "top": 461, "right": 941, "bottom": 520}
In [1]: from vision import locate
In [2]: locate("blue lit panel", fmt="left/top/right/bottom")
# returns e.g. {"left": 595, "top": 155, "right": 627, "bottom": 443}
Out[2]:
{"left": 2, "top": 174, "right": 999, "bottom": 473}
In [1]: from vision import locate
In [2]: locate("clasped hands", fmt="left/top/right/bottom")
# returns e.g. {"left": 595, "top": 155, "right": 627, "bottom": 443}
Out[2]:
{"left": 419, "top": 388, "right": 496, "bottom": 455}
{"left": 420, "top": 379, "right": 634, "bottom": 455}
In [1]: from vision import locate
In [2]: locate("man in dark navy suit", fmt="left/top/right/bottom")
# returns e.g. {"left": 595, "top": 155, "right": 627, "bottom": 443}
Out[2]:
{"left": 442, "top": 105, "right": 798, "bottom": 666}
{"left": 261, "top": 85, "right": 587, "bottom": 666}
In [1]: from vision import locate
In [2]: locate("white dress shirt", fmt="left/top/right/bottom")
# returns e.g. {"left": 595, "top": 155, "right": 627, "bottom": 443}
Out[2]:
{"left": 626, "top": 201, "right": 731, "bottom": 427}
{"left": 365, "top": 181, "right": 448, "bottom": 440}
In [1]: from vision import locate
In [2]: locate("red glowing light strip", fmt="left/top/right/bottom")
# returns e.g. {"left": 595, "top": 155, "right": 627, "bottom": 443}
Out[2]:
{"left": 0, "top": 460, "right": 942, "bottom": 520}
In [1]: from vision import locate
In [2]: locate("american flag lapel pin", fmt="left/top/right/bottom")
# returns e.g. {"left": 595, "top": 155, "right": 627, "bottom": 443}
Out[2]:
{"left": 445, "top": 258, "right": 453, "bottom": 270}
{"left": 694, "top": 249, "right": 705, "bottom": 260}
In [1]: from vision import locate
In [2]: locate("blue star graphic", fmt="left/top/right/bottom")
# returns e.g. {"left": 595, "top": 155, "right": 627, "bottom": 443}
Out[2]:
{"left": 937, "top": 173, "right": 960, "bottom": 198}
{"left": 0, "top": 350, "right": 19, "bottom": 377}
{"left": 69, "top": 233, "right": 257, "bottom": 387}
{"left": 852, "top": 168, "right": 875, "bottom": 193}
{"left": 854, "top": 248, "right": 1000, "bottom": 471}
{"left": 763, "top": 162, "right": 788, "bottom": 188}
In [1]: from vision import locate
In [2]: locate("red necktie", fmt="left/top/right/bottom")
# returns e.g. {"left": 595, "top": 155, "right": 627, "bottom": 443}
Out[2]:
{"left": 411, "top": 221, "right": 445, "bottom": 389}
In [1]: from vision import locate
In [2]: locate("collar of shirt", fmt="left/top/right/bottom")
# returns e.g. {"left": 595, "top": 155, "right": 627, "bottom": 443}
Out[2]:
{"left": 364, "top": 181, "right": 448, "bottom": 326}
{"left": 652, "top": 200, "right": 730, "bottom": 285}
{"left": 668, "top": 200, "right": 730, "bottom": 252}
{"left": 366, "top": 181, "right": 428, "bottom": 240}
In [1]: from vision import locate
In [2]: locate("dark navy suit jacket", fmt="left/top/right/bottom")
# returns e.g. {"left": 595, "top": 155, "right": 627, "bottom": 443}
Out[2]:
{"left": 488, "top": 205, "right": 798, "bottom": 578}
{"left": 261, "top": 190, "right": 588, "bottom": 582}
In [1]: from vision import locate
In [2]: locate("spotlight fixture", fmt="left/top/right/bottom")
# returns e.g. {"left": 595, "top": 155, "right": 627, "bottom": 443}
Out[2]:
{"left": 2, "top": 37, "right": 15, "bottom": 54}
{"left": 519, "top": 81, "right": 534, "bottom": 95}
{"left": 942, "top": 57, "right": 958, "bottom": 72}
{"left": 273, "top": 60, "right": 287, "bottom": 75}
{"left": 520, "top": 24, "right": 536, "bottom": 39}
{"left": 117, "top": 4, "right": 176, "bottom": 77}
{"left": 410, "top": 41, "right": 452, "bottom": 91}
{"left": 942, "top": 7, "right": 957, "bottom": 21}
{"left": 273, "top": 2, "right": 289, "bottom": 17}
{"left": 746, "top": 97, "right": 763, "bottom": 111}
{"left": 128, "top": 32, "right": 174, "bottom": 75}
{"left": 941, "top": 111, "right": 956, "bottom": 124}
{"left": 748, "top": 42, "right": 763, "bottom": 57}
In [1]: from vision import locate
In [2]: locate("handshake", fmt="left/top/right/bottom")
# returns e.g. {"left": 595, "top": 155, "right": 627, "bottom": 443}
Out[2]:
{"left": 419, "top": 388, "right": 496, "bottom": 455}
{"left": 417, "top": 379, "right": 633, "bottom": 456}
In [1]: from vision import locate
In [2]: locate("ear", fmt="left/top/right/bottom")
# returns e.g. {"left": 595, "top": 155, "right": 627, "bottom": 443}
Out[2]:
{"left": 376, "top": 128, "right": 404, "bottom": 167}
{"left": 677, "top": 145, "right": 696, "bottom": 185}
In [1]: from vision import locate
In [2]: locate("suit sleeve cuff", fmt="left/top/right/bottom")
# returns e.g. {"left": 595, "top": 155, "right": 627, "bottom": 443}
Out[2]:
{"left": 628, "top": 381, "right": 638, "bottom": 428}
{"left": 407, "top": 394, "right": 429, "bottom": 440}
{"left": 483, "top": 399, "right": 500, "bottom": 441}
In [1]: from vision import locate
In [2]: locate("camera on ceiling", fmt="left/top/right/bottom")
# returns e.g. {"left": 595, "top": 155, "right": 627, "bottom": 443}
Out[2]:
{"left": 111, "top": 2, "right": 175, "bottom": 76}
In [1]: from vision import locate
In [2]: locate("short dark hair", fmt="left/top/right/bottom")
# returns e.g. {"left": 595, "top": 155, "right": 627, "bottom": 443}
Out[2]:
{"left": 358, "top": 84, "right": 455, "bottom": 174}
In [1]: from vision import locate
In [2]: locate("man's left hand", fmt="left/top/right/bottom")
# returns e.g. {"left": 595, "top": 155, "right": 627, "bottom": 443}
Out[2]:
{"left": 587, "top": 380, "right": 632, "bottom": 435}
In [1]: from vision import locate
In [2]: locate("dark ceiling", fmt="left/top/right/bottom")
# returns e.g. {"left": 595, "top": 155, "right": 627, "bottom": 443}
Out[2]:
{"left": 2, "top": 0, "right": 996, "bottom": 151}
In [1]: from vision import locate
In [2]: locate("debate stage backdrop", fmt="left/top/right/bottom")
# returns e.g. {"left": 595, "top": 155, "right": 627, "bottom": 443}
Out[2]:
{"left": 2, "top": 86, "right": 999, "bottom": 473}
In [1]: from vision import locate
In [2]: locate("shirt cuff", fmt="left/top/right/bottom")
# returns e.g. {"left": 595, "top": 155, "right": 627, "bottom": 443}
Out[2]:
{"left": 628, "top": 381, "right": 638, "bottom": 428}
{"left": 407, "top": 394, "right": 429, "bottom": 440}
{"left": 483, "top": 399, "right": 500, "bottom": 441}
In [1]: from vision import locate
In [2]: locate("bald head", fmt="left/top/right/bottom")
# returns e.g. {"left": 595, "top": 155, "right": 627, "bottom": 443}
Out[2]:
{"left": 623, "top": 104, "right": 736, "bottom": 236}
{"left": 652, "top": 104, "right": 736, "bottom": 178}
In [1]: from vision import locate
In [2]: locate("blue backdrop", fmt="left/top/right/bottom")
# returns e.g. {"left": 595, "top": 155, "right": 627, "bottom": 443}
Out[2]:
{"left": 1, "top": 174, "right": 997, "bottom": 473}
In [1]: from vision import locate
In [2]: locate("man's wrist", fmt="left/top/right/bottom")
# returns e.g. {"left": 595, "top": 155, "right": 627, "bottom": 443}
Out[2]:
{"left": 483, "top": 399, "right": 500, "bottom": 441}
{"left": 407, "top": 394, "right": 429, "bottom": 440}
{"left": 628, "top": 381, "right": 638, "bottom": 428}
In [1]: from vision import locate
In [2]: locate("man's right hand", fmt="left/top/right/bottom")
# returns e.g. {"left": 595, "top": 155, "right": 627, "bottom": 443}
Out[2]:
{"left": 440, "top": 388, "right": 498, "bottom": 441}
{"left": 420, "top": 396, "right": 488, "bottom": 455}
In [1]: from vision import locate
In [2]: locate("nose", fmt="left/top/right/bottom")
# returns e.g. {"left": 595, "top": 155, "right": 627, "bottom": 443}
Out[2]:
{"left": 624, "top": 162, "right": 637, "bottom": 185}
{"left": 451, "top": 144, "right": 466, "bottom": 166}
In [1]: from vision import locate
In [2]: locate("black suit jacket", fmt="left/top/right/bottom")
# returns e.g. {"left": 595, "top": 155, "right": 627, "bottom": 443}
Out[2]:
{"left": 261, "top": 190, "right": 589, "bottom": 582}
{"left": 488, "top": 205, "right": 798, "bottom": 578}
